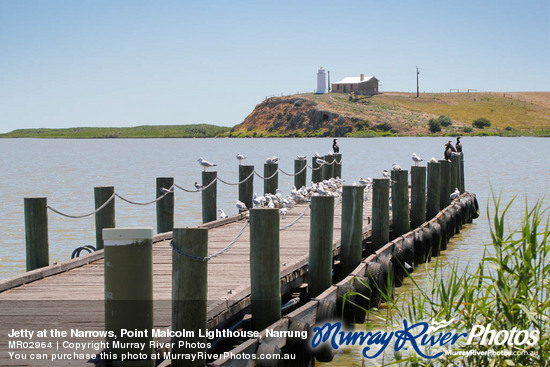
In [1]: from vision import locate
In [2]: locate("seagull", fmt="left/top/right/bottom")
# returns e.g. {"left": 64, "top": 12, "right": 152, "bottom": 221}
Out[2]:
{"left": 159, "top": 187, "right": 173, "bottom": 194}
{"left": 236, "top": 153, "right": 247, "bottom": 164}
{"left": 358, "top": 177, "right": 372, "bottom": 186}
{"left": 314, "top": 152, "right": 321, "bottom": 158}
{"left": 412, "top": 153, "right": 424, "bottom": 166}
{"left": 197, "top": 157, "right": 216, "bottom": 171}
{"left": 327, "top": 151, "right": 334, "bottom": 156}
{"left": 280, "top": 205, "right": 288, "bottom": 217}
{"left": 392, "top": 162, "right": 402, "bottom": 171}
{"left": 266, "top": 156, "right": 280, "bottom": 164}
{"left": 382, "top": 170, "right": 391, "bottom": 179}
{"left": 450, "top": 188, "right": 460, "bottom": 200}
{"left": 296, "top": 155, "right": 307, "bottom": 160}
{"left": 429, "top": 157, "right": 438, "bottom": 163}
{"left": 316, "top": 158, "right": 327, "bottom": 166}
{"left": 194, "top": 182, "right": 203, "bottom": 190}
{"left": 332, "top": 139, "right": 339, "bottom": 153}
{"left": 218, "top": 209, "right": 228, "bottom": 219}
{"left": 456, "top": 137, "right": 462, "bottom": 153}
{"left": 236, "top": 200, "right": 247, "bottom": 211}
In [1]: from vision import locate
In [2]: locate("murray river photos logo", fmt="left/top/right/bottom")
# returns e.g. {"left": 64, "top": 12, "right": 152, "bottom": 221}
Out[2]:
{"left": 310, "top": 319, "right": 540, "bottom": 359}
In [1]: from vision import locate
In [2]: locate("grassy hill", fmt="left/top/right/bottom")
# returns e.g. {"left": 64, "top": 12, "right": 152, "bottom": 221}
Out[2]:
{"left": 229, "top": 92, "right": 550, "bottom": 137}
{"left": 0, "top": 124, "right": 231, "bottom": 138}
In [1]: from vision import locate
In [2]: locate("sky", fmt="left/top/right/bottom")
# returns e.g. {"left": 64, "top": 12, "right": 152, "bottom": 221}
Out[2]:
{"left": 1, "top": 0, "right": 549, "bottom": 133}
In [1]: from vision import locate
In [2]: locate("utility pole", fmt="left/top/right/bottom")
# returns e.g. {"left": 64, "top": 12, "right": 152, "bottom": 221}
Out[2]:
{"left": 416, "top": 66, "right": 420, "bottom": 97}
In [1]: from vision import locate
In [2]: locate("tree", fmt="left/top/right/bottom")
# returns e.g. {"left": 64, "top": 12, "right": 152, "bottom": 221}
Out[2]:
{"left": 438, "top": 115, "right": 453, "bottom": 127}
{"left": 429, "top": 118, "right": 442, "bottom": 133}
{"left": 473, "top": 117, "right": 491, "bottom": 129}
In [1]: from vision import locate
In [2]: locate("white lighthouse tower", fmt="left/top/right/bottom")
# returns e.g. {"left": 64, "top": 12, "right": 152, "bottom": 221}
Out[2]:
{"left": 316, "top": 67, "right": 326, "bottom": 94}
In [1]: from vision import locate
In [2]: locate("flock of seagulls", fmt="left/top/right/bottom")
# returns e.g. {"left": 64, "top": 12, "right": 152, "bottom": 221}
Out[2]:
{"left": 197, "top": 138, "right": 465, "bottom": 220}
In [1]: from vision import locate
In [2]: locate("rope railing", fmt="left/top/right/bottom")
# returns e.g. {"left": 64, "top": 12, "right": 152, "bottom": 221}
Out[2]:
{"left": 279, "top": 163, "right": 308, "bottom": 177}
{"left": 45, "top": 159, "right": 345, "bottom": 219}
{"left": 280, "top": 204, "right": 311, "bottom": 231}
{"left": 47, "top": 193, "right": 116, "bottom": 219}
{"left": 170, "top": 220, "right": 250, "bottom": 261}
{"left": 254, "top": 168, "right": 280, "bottom": 180}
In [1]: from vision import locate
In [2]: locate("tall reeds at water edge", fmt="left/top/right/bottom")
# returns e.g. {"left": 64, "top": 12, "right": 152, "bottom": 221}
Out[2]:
{"left": 347, "top": 195, "right": 549, "bottom": 366}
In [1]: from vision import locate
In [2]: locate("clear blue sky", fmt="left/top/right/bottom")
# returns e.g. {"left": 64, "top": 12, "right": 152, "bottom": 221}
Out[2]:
{"left": 1, "top": 0, "right": 549, "bottom": 133}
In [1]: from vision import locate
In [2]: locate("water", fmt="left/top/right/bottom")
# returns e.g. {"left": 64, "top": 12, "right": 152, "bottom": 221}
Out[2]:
{"left": 0, "top": 137, "right": 547, "bottom": 280}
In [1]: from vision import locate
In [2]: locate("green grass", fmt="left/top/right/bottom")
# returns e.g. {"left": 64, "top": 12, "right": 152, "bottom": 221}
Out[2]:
{"left": 0, "top": 124, "right": 231, "bottom": 138}
{"left": 347, "top": 196, "right": 549, "bottom": 366}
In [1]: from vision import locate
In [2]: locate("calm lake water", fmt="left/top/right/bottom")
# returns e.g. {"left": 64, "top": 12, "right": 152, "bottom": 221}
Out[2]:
{"left": 0, "top": 137, "right": 548, "bottom": 363}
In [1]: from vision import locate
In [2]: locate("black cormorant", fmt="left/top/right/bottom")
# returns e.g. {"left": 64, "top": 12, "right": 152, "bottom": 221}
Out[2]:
{"left": 332, "top": 139, "right": 339, "bottom": 153}
{"left": 456, "top": 137, "right": 462, "bottom": 153}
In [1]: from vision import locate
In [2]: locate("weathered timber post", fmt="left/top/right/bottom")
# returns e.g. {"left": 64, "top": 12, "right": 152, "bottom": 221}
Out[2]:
{"left": 322, "top": 154, "right": 334, "bottom": 180}
{"left": 308, "top": 196, "right": 335, "bottom": 298}
{"left": 172, "top": 228, "right": 208, "bottom": 367}
{"left": 202, "top": 171, "right": 217, "bottom": 223}
{"left": 311, "top": 157, "right": 322, "bottom": 183}
{"left": 94, "top": 186, "right": 115, "bottom": 250}
{"left": 264, "top": 163, "right": 278, "bottom": 195}
{"left": 340, "top": 185, "right": 364, "bottom": 278}
{"left": 427, "top": 161, "right": 441, "bottom": 219}
{"left": 410, "top": 166, "right": 426, "bottom": 229}
{"left": 250, "top": 208, "right": 281, "bottom": 331}
{"left": 103, "top": 228, "right": 154, "bottom": 366}
{"left": 239, "top": 165, "right": 254, "bottom": 210}
{"left": 450, "top": 153, "right": 460, "bottom": 194}
{"left": 391, "top": 170, "right": 410, "bottom": 237}
{"left": 372, "top": 179, "right": 390, "bottom": 251}
{"left": 294, "top": 159, "right": 307, "bottom": 189}
{"left": 156, "top": 177, "right": 174, "bottom": 233}
{"left": 333, "top": 153, "right": 342, "bottom": 179}
{"left": 459, "top": 152, "right": 465, "bottom": 192}
{"left": 24, "top": 197, "right": 49, "bottom": 271}
{"left": 439, "top": 160, "right": 451, "bottom": 209}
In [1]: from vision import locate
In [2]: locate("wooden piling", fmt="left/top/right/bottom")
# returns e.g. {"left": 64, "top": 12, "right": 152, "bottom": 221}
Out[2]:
{"left": 264, "top": 163, "right": 278, "bottom": 195}
{"left": 372, "top": 179, "right": 390, "bottom": 251}
{"left": 459, "top": 152, "right": 465, "bottom": 192}
{"left": 391, "top": 170, "right": 410, "bottom": 237}
{"left": 308, "top": 196, "right": 335, "bottom": 298}
{"left": 250, "top": 208, "right": 281, "bottom": 331}
{"left": 322, "top": 154, "right": 334, "bottom": 180}
{"left": 94, "top": 186, "right": 115, "bottom": 250}
{"left": 24, "top": 197, "right": 49, "bottom": 271}
{"left": 427, "top": 161, "right": 441, "bottom": 219}
{"left": 340, "top": 186, "right": 365, "bottom": 278}
{"left": 311, "top": 157, "right": 322, "bottom": 183}
{"left": 239, "top": 165, "right": 254, "bottom": 210}
{"left": 156, "top": 177, "right": 174, "bottom": 233}
{"left": 410, "top": 166, "right": 426, "bottom": 229}
{"left": 202, "top": 171, "right": 217, "bottom": 223}
{"left": 172, "top": 228, "right": 208, "bottom": 367}
{"left": 450, "top": 153, "right": 460, "bottom": 194}
{"left": 439, "top": 160, "right": 451, "bottom": 209}
{"left": 333, "top": 153, "right": 342, "bottom": 179}
{"left": 294, "top": 159, "right": 307, "bottom": 189}
{"left": 103, "top": 228, "right": 154, "bottom": 365}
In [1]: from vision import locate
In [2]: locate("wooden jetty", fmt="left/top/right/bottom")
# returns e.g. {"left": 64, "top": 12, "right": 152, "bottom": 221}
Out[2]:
{"left": 0, "top": 152, "right": 475, "bottom": 366}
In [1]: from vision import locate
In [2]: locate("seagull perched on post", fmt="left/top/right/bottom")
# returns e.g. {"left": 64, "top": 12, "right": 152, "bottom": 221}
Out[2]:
{"left": 450, "top": 188, "right": 460, "bottom": 200}
{"left": 412, "top": 153, "right": 424, "bottom": 166}
{"left": 266, "top": 156, "right": 279, "bottom": 164}
{"left": 296, "top": 155, "right": 306, "bottom": 160}
{"left": 314, "top": 152, "right": 322, "bottom": 158}
{"left": 236, "top": 200, "right": 247, "bottom": 211}
{"left": 197, "top": 157, "right": 216, "bottom": 171}
{"left": 316, "top": 158, "right": 327, "bottom": 166}
{"left": 392, "top": 162, "right": 402, "bottom": 171}
{"left": 382, "top": 170, "right": 391, "bottom": 179}
{"left": 429, "top": 157, "right": 438, "bottom": 163}
{"left": 236, "top": 153, "right": 247, "bottom": 164}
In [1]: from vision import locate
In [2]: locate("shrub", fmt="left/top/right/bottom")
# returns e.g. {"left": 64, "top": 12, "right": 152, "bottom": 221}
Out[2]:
{"left": 473, "top": 117, "right": 491, "bottom": 128}
{"left": 462, "top": 126, "right": 473, "bottom": 133}
{"left": 428, "top": 118, "right": 442, "bottom": 133}
{"left": 438, "top": 115, "right": 453, "bottom": 127}
{"left": 505, "top": 126, "right": 513, "bottom": 131}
